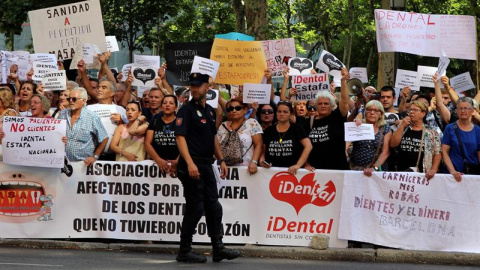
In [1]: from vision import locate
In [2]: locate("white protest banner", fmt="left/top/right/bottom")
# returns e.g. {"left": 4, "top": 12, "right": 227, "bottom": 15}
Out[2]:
{"left": 2, "top": 116, "right": 66, "bottom": 168}
{"left": 450, "top": 72, "right": 475, "bottom": 93}
{"left": 28, "top": 0, "right": 106, "bottom": 60}
{"left": 288, "top": 57, "right": 314, "bottom": 75}
{"left": 316, "top": 50, "right": 345, "bottom": 78}
{"left": 291, "top": 73, "right": 329, "bottom": 101}
{"left": 31, "top": 54, "right": 58, "bottom": 81}
{"left": 375, "top": 9, "right": 476, "bottom": 60}
{"left": 188, "top": 89, "right": 219, "bottom": 108}
{"left": 121, "top": 63, "right": 133, "bottom": 82}
{"left": 262, "top": 38, "right": 297, "bottom": 77}
{"left": 134, "top": 55, "right": 160, "bottom": 68}
{"left": 243, "top": 83, "right": 271, "bottom": 104}
{"left": 42, "top": 70, "right": 66, "bottom": 91}
{"left": 395, "top": 69, "right": 420, "bottom": 91}
{"left": 437, "top": 56, "right": 450, "bottom": 77}
{"left": 0, "top": 161, "right": 347, "bottom": 248}
{"left": 131, "top": 65, "right": 157, "bottom": 88}
{"left": 417, "top": 66, "right": 445, "bottom": 88}
{"left": 105, "top": 36, "right": 119, "bottom": 52}
{"left": 349, "top": 67, "right": 368, "bottom": 83}
{"left": 190, "top": 56, "right": 220, "bottom": 79}
{"left": 339, "top": 171, "right": 480, "bottom": 253}
{"left": 344, "top": 122, "right": 374, "bottom": 142}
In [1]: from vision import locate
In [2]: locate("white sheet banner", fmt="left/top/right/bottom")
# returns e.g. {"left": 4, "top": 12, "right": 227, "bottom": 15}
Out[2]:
{"left": 291, "top": 73, "right": 329, "bottom": 101}
{"left": 0, "top": 162, "right": 346, "bottom": 248}
{"left": 375, "top": 9, "right": 476, "bottom": 60}
{"left": 339, "top": 171, "right": 480, "bottom": 253}
{"left": 1, "top": 116, "right": 66, "bottom": 168}
{"left": 262, "top": 38, "right": 296, "bottom": 77}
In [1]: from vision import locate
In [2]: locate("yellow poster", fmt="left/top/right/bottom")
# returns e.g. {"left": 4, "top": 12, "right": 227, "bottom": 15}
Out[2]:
{"left": 210, "top": 39, "right": 267, "bottom": 85}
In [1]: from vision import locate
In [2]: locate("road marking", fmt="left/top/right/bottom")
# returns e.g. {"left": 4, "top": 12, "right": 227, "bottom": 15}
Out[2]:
{"left": 0, "top": 262, "right": 63, "bottom": 267}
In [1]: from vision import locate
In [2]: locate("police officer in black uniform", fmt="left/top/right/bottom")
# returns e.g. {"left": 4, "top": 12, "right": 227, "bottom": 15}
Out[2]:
{"left": 174, "top": 72, "right": 241, "bottom": 263}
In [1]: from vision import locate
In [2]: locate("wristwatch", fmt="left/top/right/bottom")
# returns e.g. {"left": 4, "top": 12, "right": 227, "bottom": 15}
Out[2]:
{"left": 94, "top": 154, "right": 99, "bottom": 159}
{"left": 251, "top": 160, "right": 258, "bottom": 165}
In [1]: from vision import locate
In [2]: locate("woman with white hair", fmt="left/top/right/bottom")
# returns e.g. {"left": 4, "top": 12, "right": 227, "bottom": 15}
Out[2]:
{"left": 304, "top": 68, "right": 350, "bottom": 170}
{"left": 350, "top": 100, "right": 392, "bottom": 175}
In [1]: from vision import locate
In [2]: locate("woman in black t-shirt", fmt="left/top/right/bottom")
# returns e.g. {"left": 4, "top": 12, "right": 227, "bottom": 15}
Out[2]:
{"left": 145, "top": 94, "right": 179, "bottom": 176}
{"left": 260, "top": 101, "right": 312, "bottom": 175}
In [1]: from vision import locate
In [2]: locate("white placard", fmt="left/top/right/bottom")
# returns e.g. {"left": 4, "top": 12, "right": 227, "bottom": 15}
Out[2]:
{"left": 86, "top": 104, "right": 121, "bottom": 152}
{"left": 82, "top": 43, "right": 95, "bottom": 64}
{"left": 70, "top": 43, "right": 101, "bottom": 70}
{"left": 316, "top": 50, "right": 345, "bottom": 78}
{"left": 291, "top": 73, "right": 329, "bottom": 101}
{"left": 42, "top": 70, "right": 66, "bottom": 91}
{"left": 131, "top": 65, "right": 157, "bottom": 88}
{"left": 191, "top": 56, "right": 220, "bottom": 79}
{"left": 417, "top": 66, "right": 445, "bottom": 88}
{"left": 134, "top": 55, "right": 160, "bottom": 68}
{"left": 243, "top": 83, "right": 272, "bottom": 104}
{"left": 437, "top": 56, "right": 450, "bottom": 77}
{"left": 2, "top": 116, "right": 66, "bottom": 168}
{"left": 375, "top": 9, "right": 476, "bottom": 60}
{"left": 288, "top": 57, "right": 314, "bottom": 75}
{"left": 28, "top": 0, "right": 106, "bottom": 60}
{"left": 32, "top": 54, "right": 58, "bottom": 81}
{"left": 262, "top": 38, "right": 297, "bottom": 77}
{"left": 450, "top": 72, "right": 475, "bottom": 93}
{"left": 395, "top": 69, "right": 420, "bottom": 91}
{"left": 344, "top": 122, "right": 374, "bottom": 142}
{"left": 349, "top": 67, "right": 368, "bottom": 83}
{"left": 105, "top": 36, "right": 119, "bottom": 52}
{"left": 9, "top": 51, "right": 30, "bottom": 81}
{"left": 121, "top": 63, "right": 133, "bottom": 82}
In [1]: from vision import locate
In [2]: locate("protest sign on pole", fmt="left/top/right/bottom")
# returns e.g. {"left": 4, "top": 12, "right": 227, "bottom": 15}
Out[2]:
{"left": 42, "top": 70, "right": 67, "bottom": 91}
{"left": 450, "top": 72, "right": 476, "bottom": 93}
{"left": 28, "top": 0, "right": 106, "bottom": 60}
{"left": 190, "top": 56, "right": 220, "bottom": 79}
{"left": 2, "top": 116, "right": 66, "bottom": 168}
{"left": 262, "top": 38, "right": 296, "bottom": 77}
{"left": 243, "top": 83, "right": 271, "bottom": 104}
{"left": 288, "top": 58, "right": 314, "bottom": 75}
{"left": 375, "top": 9, "right": 476, "bottom": 60}
{"left": 316, "top": 50, "right": 345, "bottom": 78}
{"left": 291, "top": 73, "right": 329, "bottom": 101}
{"left": 210, "top": 39, "right": 267, "bottom": 85}
{"left": 395, "top": 69, "right": 420, "bottom": 91}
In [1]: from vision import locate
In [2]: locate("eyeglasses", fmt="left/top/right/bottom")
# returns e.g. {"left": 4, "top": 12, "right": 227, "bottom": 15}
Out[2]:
{"left": 226, "top": 105, "right": 243, "bottom": 112}
{"left": 261, "top": 109, "right": 274, "bottom": 114}
{"left": 366, "top": 108, "right": 381, "bottom": 114}
{"left": 457, "top": 107, "right": 473, "bottom": 112}
{"left": 408, "top": 108, "right": 423, "bottom": 113}
{"left": 66, "top": 97, "right": 84, "bottom": 102}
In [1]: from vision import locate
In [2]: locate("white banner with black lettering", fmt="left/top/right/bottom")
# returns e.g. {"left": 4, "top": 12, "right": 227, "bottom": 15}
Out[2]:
{"left": 339, "top": 171, "right": 480, "bottom": 253}
{"left": 0, "top": 161, "right": 346, "bottom": 248}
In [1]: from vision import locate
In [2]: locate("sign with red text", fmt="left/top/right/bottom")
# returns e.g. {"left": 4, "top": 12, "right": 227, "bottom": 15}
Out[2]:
{"left": 262, "top": 38, "right": 296, "bottom": 77}
{"left": 375, "top": 9, "right": 476, "bottom": 60}
{"left": 291, "top": 73, "right": 329, "bottom": 101}
{"left": 2, "top": 116, "right": 66, "bottom": 168}
{"left": 339, "top": 171, "right": 480, "bottom": 253}
{"left": 28, "top": 0, "right": 106, "bottom": 60}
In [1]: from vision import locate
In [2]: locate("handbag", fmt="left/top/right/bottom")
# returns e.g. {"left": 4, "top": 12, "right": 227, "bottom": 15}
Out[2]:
{"left": 453, "top": 124, "right": 480, "bottom": 175}
{"left": 220, "top": 121, "right": 251, "bottom": 166}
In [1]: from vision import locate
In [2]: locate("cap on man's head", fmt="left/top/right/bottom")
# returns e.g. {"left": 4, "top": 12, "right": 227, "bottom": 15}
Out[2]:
{"left": 189, "top": 73, "right": 209, "bottom": 86}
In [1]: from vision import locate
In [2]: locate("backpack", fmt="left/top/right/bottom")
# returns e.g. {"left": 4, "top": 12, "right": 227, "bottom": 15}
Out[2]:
{"left": 220, "top": 122, "right": 245, "bottom": 165}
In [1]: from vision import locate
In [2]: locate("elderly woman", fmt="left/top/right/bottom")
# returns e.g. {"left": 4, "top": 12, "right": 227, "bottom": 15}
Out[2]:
{"left": 30, "top": 94, "right": 51, "bottom": 118}
{"left": 256, "top": 102, "right": 277, "bottom": 131}
{"left": 305, "top": 68, "right": 350, "bottom": 170}
{"left": 218, "top": 99, "right": 263, "bottom": 174}
{"left": 442, "top": 97, "right": 480, "bottom": 182}
{"left": 390, "top": 100, "right": 441, "bottom": 179}
{"left": 260, "top": 101, "right": 312, "bottom": 175}
{"left": 350, "top": 100, "right": 392, "bottom": 175}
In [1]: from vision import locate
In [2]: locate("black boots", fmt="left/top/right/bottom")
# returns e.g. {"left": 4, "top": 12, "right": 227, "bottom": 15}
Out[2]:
{"left": 176, "top": 238, "right": 207, "bottom": 263}
{"left": 211, "top": 236, "right": 242, "bottom": 262}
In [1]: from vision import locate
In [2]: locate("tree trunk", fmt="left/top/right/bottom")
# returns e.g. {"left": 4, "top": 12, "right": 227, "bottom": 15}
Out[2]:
{"left": 232, "top": 0, "right": 246, "bottom": 33}
{"left": 377, "top": 0, "right": 395, "bottom": 88}
{"left": 342, "top": 0, "right": 354, "bottom": 67}
{"left": 8, "top": 29, "right": 14, "bottom": 51}
{"left": 244, "top": 0, "right": 268, "bottom": 40}
{"left": 285, "top": 0, "right": 292, "bottom": 37}
{"left": 366, "top": 46, "right": 375, "bottom": 82}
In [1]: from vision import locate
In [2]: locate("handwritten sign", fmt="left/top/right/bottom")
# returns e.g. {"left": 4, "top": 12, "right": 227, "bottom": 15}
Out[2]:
{"left": 243, "top": 83, "right": 271, "bottom": 104}
{"left": 395, "top": 69, "right": 420, "bottom": 91}
{"left": 190, "top": 56, "right": 220, "bottom": 79}
{"left": 134, "top": 55, "right": 160, "bottom": 68}
{"left": 344, "top": 122, "right": 374, "bottom": 142}
{"left": 131, "top": 65, "right": 157, "bottom": 88}
{"left": 105, "top": 36, "right": 119, "bottom": 52}
{"left": 375, "top": 9, "right": 476, "bottom": 60}
{"left": 42, "top": 70, "right": 66, "bottom": 91}
{"left": 291, "top": 73, "right": 329, "bottom": 101}
{"left": 31, "top": 54, "right": 58, "bottom": 81}
{"left": 288, "top": 57, "right": 314, "bottom": 75}
{"left": 210, "top": 39, "right": 267, "bottom": 85}
{"left": 2, "top": 116, "right": 66, "bottom": 168}
{"left": 28, "top": 0, "right": 106, "bottom": 60}
{"left": 262, "top": 38, "right": 296, "bottom": 77}
{"left": 316, "top": 50, "right": 345, "bottom": 78}
{"left": 349, "top": 67, "right": 368, "bottom": 83}
{"left": 450, "top": 72, "right": 475, "bottom": 93}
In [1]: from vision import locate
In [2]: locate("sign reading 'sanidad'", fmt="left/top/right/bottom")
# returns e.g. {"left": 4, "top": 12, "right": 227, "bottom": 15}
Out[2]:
{"left": 28, "top": 0, "right": 106, "bottom": 60}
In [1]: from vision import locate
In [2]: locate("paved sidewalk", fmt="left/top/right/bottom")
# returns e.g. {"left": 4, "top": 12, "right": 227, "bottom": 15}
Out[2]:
{"left": 0, "top": 239, "right": 479, "bottom": 266}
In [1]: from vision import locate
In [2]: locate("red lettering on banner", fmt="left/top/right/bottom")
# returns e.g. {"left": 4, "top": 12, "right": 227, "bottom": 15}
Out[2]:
{"left": 267, "top": 216, "right": 333, "bottom": 234}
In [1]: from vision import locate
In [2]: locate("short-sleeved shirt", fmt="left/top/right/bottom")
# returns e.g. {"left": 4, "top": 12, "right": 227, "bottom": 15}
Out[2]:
{"left": 350, "top": 124, "right": 391, "bottom": 170}
{"left": 148, "top": 117, "right": 179, "bottom": 160}
{"left": 442, "top": 123, "right": 480, "bottom": 173}
{"left": 174, "top": 100, "right": 217, "bottom": 158}
{"left": 263, "top": 123, "right": 308, "bottom": 167}
{"left": 58, "top": 108, "right": 109, "bottom": 161}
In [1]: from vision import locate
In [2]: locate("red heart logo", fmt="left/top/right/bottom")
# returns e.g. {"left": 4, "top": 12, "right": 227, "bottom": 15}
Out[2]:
{"left": 269, "top": 172, "right": 336, "bottom": 214}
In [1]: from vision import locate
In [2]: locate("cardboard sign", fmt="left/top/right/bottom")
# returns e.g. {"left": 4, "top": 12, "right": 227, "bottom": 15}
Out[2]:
{"left": 243, "top": 83, "right": 271, "bottom": 104}
{"left": 395, "top": 69, "right": 420, "bottom": 91}
{"left": 134, "top": 55, "right": 160, "bottom": 68}
{"left": 288, "top": 57, "right": 314, "bottom": 75}
{"left": 131, "top": 65, "right": 157, "bottom": 88}
{"left": 417, "top": 66, "right": 445, "bottom": 88}
{"left": 164, "top": 42, "right": 213, "bottom": 86}
{"left": 190, "top": 56, "right": 220, "bottom": 79}
{"left": 450, "top": 72, "right": 475, "bottom": 93}
{"left": 28, "top": 0, "right": 106, "bottom": 60}
{"left": 375, "top": 9, "right": 476, "bottom": 60}
{"left": 31, "top": 54, "right": 58, "bottom": 81}
{"left": 291, "top": 73, "right": 329, "bottom": 101}
{"left": 344, "top": 122, "right": 374, "bottom": 142}
{"left": 316, "top": 50, "right": 345, "bottom": 78}
{"left": 105, "top": 36, "right": 119, "bottom": 52}
{"left": 210, "top": 38, "right": 267, "bottom": 85}
{"left": 42, "top": 70, "right": 66, "bottom": 91}
{"left": 349, "top": 67, "right": 368, "bottom": 83}
{"left": 215, "top": 32, "right": 254, "bottom": 41}
{"left": 2, "top": 116, "right": 66, "bottom": 168}
{"left": 262, "top": 38, "right": 296, "bottom": 77}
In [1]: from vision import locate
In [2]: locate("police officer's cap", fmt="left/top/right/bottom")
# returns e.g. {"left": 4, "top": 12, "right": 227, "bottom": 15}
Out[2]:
{"left": 189, "top": 73, "right": 210, "bottom": 86}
